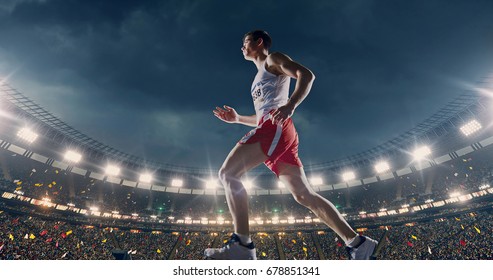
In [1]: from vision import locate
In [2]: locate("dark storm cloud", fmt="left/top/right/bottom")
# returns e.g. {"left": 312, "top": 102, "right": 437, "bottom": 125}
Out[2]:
{"left": 1, "top": 0, "right": 493, "bottom": 168}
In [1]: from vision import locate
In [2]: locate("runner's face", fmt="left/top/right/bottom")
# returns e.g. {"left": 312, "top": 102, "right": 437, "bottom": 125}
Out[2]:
{"left": 241, "top": 35, "right": 257, "bottom": 60}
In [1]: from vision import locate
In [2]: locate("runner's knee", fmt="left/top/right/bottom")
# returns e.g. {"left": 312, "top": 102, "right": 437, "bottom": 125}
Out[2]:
{"left": 218, "top": 166, "right": 242, "bottom": 184}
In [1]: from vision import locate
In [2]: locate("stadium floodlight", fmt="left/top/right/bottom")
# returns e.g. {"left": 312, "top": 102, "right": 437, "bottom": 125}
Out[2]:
{"left": 171, "top": 179, "right": 183, "bottom": 187}
{"left": 402, "top": 204, "right": 410, "bottom": 208}
{"left": 375, "top": 161, "right": 390, "bottom": 173}
{"left": 67, "top": 203, "right": 75, "bottom": 207}
{"left": 278, "top": 181, "right": 286, "bottom": 189}
{"left": 413, "top": 146, "right": 431, "bottom": 161}
{"left": 139, "top": 173, "right": 152, "bottom": 183}
{"left": 379, "top": 208, "right": 387, "bottom": 212}
{"left": 64, "top": 150, "right": 82, "bottom": 163}
{"left": 342, "top": 171, "right": 355, "bottom": 182}
{"left": 111, "top": 211, "right": 119, "bottom": 214}
{"left": 359, "top": 211, "right": 366, "bottom": 215}
{"left": 424, "top": 199, "right": 433, "bottom": 203}
{"left": 460, "top": 120, "right": 482, "bottom": 136}
{"left": 150, "top": 215, "right": 157, "bottom": 219}
{"left": 131, "top": 213, "right": 139, "bottom": 217}
{"left": 105, "top": 164, "right": 120, "bottom": 177}
{"left": 205, "top": 178, "right": 218, "bottom": 189}
{"left": 17, "top": 128, "right": 38, "bottom": 143}
{"left": 89, "top": 206, "right": 99, "bottom": 212}
{"left": 309, "top": 176, "right": 323, "bottom": 186}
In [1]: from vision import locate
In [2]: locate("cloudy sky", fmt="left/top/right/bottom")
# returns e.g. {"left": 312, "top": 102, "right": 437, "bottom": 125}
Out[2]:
{"left": 1, "top": 0, "right": 493, "bottom": 170}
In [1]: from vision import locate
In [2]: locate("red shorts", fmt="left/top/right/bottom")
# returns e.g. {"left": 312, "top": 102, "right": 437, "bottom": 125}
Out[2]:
{"left": 238, "top": 112, "right": 303, "bottom": 176}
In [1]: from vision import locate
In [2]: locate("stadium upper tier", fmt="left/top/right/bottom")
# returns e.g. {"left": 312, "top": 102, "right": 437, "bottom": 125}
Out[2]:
{"left": 1, "top": 80, "right": 493, "bottom": 191}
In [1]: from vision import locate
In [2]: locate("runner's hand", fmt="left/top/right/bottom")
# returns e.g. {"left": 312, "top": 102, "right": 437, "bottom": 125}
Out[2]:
{"left": 270, "top": 104, "right": 295, "bottom": 125}
{"left": 213, "top": 105, "right": 239, "bottom": 123}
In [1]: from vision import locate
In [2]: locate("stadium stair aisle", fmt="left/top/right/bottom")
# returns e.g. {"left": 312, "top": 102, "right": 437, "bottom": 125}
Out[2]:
{"left": 311, "top": 232, "right": 325, "bottom": 260}
{"left": 211, "top": 234, "right": 221, "bottom": 248}
{"left": 167, "top": 233, "right": 183, "bottom": 260}
{"left": 106, "top": 230, "right": 120, "bottom": 250}
{"left": 273, "top": 233, "right": 286, "bottom": 260}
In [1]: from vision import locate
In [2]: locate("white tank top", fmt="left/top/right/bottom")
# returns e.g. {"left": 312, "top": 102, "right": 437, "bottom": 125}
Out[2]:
{"left": 250, "top": 60, "right": 290, "bottom": 124}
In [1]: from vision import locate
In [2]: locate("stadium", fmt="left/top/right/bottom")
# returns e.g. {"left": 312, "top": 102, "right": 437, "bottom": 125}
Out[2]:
{"left": 1, "top": 79, "right": 492, "bottom": 260}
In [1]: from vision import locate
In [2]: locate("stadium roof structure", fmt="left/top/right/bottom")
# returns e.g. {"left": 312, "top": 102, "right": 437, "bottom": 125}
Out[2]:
{"left": 0, "top": 79, "right": 491, "bottom": 177}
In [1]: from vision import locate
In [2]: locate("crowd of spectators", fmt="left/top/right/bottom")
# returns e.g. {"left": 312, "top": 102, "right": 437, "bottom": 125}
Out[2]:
{"left": 1, "top": 209, "right": 491, "bottom": 260}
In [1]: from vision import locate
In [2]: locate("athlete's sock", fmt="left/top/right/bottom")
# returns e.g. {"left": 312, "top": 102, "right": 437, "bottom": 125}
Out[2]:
{"left": 345, "top": 234, "right": 364, "bottom": 248}
{"left": 235, "top": 232, "right": 252, "bottom": 245}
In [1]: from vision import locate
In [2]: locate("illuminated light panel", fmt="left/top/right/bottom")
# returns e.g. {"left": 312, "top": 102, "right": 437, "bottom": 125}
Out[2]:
{"left": 309, "top": 177, "right": 323, "bottom": 186}
{"left": 342, "top": 171, "right": 355, "bottom": 182}
{"left": 413, "top": 146, "right": 431, "bottom": 161}
{"left": 105, "top": 165, "right": 120, "bottom": 177}
{"left": 375, "top": 161, "right": 390, "bottom": 173}
{"left": 460, "top": 120, "right": 482, "bottom": 136}
{"left": 139, "top": 173, "right": 152, "bottom": 183}
{"left": 171, "top": 179, "right": 183, "bottom": 187}
{"left": 479, "top": 184, "right": 490, "bottom": 190}
{"left": 64, "top": 150, "right": 82, "bottom": 163}
{"left": 17, "top": 128, "right": 38, "bottom": 143}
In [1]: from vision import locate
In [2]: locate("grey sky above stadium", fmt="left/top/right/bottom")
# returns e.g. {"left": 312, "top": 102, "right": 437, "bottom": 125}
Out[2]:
{"left": 1, "top": 0, "right": 493, "bottom": 170}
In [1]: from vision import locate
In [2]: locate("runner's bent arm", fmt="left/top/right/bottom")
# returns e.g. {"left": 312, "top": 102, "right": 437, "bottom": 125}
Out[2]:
{"left": 267, "top": 52, "right": 315, "bottom": 124}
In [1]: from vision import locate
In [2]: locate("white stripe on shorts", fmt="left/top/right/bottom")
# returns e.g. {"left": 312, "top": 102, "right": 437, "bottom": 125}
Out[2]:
{"left": 267, "top": 123, "right": 283, "bottom": 156}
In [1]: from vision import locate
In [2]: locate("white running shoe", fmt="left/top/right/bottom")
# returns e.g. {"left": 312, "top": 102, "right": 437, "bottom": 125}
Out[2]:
{"left": 346, "top": 236, "right": 378, "bottom": 260}
{"left": 204, "top": 233, "right": 257, "bottom": 260}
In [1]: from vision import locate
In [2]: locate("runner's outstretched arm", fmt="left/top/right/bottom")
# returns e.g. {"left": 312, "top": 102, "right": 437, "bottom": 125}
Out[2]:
{"left": 213, "top": 105, "right": 257, "bottom": 127}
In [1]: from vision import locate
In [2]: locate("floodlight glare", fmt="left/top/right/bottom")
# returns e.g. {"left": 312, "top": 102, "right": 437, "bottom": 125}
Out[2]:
{"left": 171, "top": 179, "right": 183, "bottom": 187}
{"left": 342, "top": 171, "right": 355, "bottom": 182}
{"left": 309, "top": 176, "right": 323, "bottom": 186}
{"left": 17, "top": 128, "right": 38, "bottom": 143}
{"left": 449, "top": 192, "right": 461, "bottom": 198}
{"left": 64, "top": 150, "right": 82, "bottom": 163}
{"left": 139, "top": 173, "right": 152, "bottom": 183}
{"left": 413, "top": 146, "right": 431, "bottom": 160}
{"left": 460, "top": 120, "right": 482, "bottom": 136}
{"left": 205, "top": 178, "right": 218, "bottom": 189}
{"left": 105, "top": 165, "right": 120, "bottom": 176}
{"left": 242, "top": 179, "right": 253, "bottom": 189}
{"left": 375, "top": 161, "right": 390, "bottom": 173}
{"left": 278, "top": 181, "right": 286, "bottom": 188}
